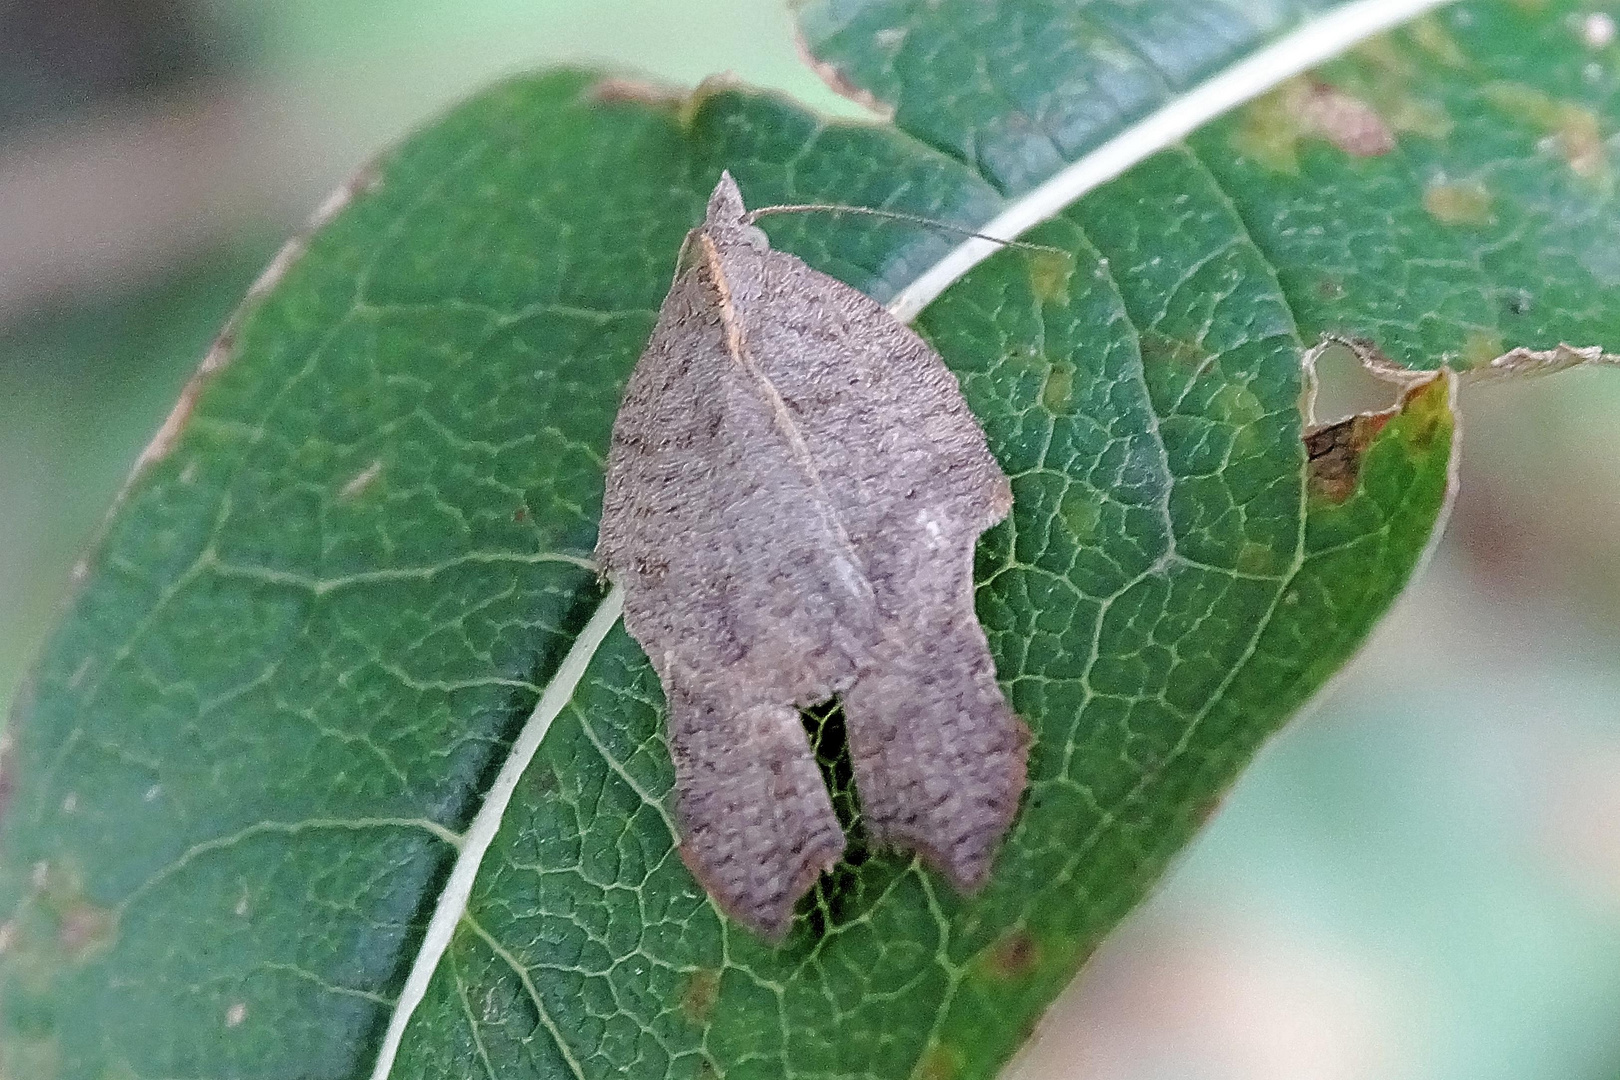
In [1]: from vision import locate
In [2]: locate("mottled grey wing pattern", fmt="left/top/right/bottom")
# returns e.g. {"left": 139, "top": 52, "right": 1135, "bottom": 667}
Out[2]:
{"left": 595, "top": 173, "right": 1028, "bottom": 938}
{"left": 594, "top": 211, "right": 861, "bottom": 938}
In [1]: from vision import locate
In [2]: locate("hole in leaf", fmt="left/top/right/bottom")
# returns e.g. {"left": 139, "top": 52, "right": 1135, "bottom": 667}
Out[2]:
{"left": 1305, "top": 338, "right": 1404, "bottom": 425}
{"left": 800, "top": 701, "right": 872, "bottom": 931}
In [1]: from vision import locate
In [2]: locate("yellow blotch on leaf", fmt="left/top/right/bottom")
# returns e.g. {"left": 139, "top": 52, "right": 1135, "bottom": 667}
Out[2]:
{"left": 1423, "top": 178, "right": 1494, "bottom": 225}
{"left": 1485, "top": 83, "right": 1608, "bottom": 178}
{"left": 1410, "top": 15, "right": 1468, "bottom": 67}
{"left": 1465, "top": 331, "right": 1505, "bottom": 369}
{"left": 1237, "top": 540, "right": 1277, "bottom": 576}
{"left": 1041, "top": 361, "right": 1075, "bottom": 414}
{"left": 1350, "top": 36, "right": 1454, "bottom": 139}
{"left": 1026, "top": 247, "right": 1075, "bottom": 306}
{"left": 916, "top": 1047, "right": 959, "bottom": 1080}
{"left": 1058, "top": 487, "right": 1101, "bottom": 542}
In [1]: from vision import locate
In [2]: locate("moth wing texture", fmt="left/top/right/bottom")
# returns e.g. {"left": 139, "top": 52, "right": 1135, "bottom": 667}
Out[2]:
{"left": 597, "top": 183, "right": 864, "bottom": 936}
{"left": 597, "top": 172, "right": 1028, "bottom": 936}
{"left": 722, "top": 187, "right": 1028, "bottom": 893}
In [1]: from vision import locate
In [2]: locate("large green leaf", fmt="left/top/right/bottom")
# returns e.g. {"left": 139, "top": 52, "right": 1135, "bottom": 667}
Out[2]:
{"left": 1, "top": 2, "right": 1613, "bottom": 1078}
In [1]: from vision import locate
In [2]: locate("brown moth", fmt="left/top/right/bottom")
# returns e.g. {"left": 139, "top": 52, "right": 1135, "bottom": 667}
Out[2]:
{"left": 596, "top": 172, "right": 1029, "bottom": 939}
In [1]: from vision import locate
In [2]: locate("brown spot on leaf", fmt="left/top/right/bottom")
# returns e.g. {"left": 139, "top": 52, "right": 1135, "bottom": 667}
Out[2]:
{"left": 338, "top": 460, "right": 383, "bottom": 500}
{"left": 1194, "top": 787, "right": 1230, "bottom": 827}
{"left": 125, "top": 326, "right": 235, "bottom": 484}
{"left": 588, "top": 77, "right": 685, "bottom": 109}
{"left": 1424, "top": 178, "right": 1493, "bottom": 225}
{"left": 1293, "top": 80, "right": 1396, "bottom": 157}
{"left": 14, "top": 861, "right": 120, "bottom": 964}
{"left": 1306, "top": 411, "right": 1393, "bottom": 503}
{"left": 681, "top": 968, "right": 721, "bottom": 1025}
{"left": 57, "top": 901, "right": 116, "bottom": 961}
{"left": 985, "top": 928, "right": 1041, "bottom": 980}
{"left": 1236, "top": 78, "right": 1400, "bottom": 171}
{"left": 915, "top": 1046, "right": 958, "bottom": 1080}
{"left": 795, "top": 30, "right": 896, "bottom": 120}
{"left": 209, "top": 326, "right": 237, "bottom": 362}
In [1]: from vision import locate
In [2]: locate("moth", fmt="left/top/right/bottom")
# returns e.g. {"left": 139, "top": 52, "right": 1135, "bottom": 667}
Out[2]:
{"left": 596, "top": 173, "right": 1029, "bottom": 939}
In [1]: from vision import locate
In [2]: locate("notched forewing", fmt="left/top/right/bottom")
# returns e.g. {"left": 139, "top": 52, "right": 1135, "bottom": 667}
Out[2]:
{"left": 596, "top": 173, "right": 1029, "bottom": 938}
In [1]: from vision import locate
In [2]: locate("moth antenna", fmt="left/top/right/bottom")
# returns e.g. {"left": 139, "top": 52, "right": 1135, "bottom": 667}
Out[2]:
{"left": 746, "top": 203, "right": 1068, "bottom": 257}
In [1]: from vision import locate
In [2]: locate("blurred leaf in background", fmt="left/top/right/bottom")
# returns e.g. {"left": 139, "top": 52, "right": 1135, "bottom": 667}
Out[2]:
{"left": 0, "top": 0, "right": 227, "bottom": 134}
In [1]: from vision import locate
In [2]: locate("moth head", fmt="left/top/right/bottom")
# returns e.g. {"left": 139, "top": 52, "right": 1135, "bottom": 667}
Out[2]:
{"left": 706, "top": 171, "right": 771, "bottom": 253}
{"left": 707, "top": 171, "right": 748, "bottom": 225}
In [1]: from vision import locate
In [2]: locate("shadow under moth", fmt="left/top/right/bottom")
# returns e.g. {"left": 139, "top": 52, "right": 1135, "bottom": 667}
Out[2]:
{"left": 596, "top": 173, "right": 1029, "bottom": 939}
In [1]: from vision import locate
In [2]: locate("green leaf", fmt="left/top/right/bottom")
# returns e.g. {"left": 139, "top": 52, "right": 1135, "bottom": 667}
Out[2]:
{"left": 1, "top": 2, "right": 1612, "bottom": 1078}
{"left": 1193, "top": 4, "right": 1620, "bottom": 369}
{"left": 798, "top": 0, "right": 1349, "bottom": 193}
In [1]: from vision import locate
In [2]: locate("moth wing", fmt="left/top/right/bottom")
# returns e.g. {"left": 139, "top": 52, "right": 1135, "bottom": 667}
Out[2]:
{"left": 740, "top": 247, "right": 1014, "bottom": 558}
{"left": 597, "top": 246, "right": 865, "bottom": 937}
{"left": 667, "top": 690, "right": 844, "bottom": 940}
{"left": 732, "top": 248, "right": 1029, "bottom": 888}
{"left": 841, "top": 611, "right": 1029, "bottom": 891}
{"left": 598, "top": 240, "right": 880, "bottom": 697}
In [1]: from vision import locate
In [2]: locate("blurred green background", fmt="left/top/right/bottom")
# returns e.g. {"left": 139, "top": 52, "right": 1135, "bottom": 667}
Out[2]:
{"left": 4, "top": 3, "right": 1620, "bottom": 1077}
